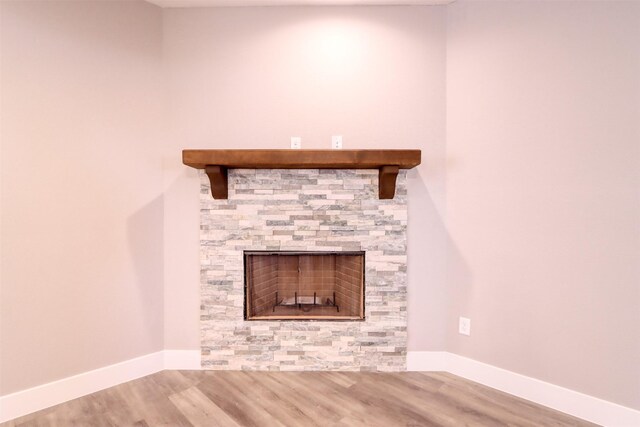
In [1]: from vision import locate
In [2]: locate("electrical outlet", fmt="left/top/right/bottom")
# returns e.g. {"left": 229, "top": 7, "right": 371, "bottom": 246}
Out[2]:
{"left": 290, "top": 137, "right": 301, "bottom": 149}
{"left": 331, "top": 135, "right": 343, "bottom": 149}
{"left": 459, "top": 317, "right": 471, "bottom": 336}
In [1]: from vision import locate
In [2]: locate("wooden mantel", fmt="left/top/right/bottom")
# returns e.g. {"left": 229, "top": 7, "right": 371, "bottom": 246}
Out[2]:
{"left": 182, "top": 149, "right": 421, "bottom": 199}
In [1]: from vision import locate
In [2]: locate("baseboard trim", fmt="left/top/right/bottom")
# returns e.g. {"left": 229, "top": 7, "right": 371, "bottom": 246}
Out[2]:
{"left": 407, "top": 351, "right": 640, "bottom": 426}
{"left": 0, "top": 350, "right": 201, "bottom": 423}
{"left": 3, "top": 350, "right": 637, "bottom": 425}
{"left": 164, "top": 349, "right": 202, "bottom": 370}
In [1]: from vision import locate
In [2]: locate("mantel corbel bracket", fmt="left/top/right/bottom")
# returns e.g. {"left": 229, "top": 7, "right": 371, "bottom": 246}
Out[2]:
{"left": 205, "top": 165, "right": 228, "bottom": 199}
{"left": 378, "top": 165, "right": 400, "bottom": 199}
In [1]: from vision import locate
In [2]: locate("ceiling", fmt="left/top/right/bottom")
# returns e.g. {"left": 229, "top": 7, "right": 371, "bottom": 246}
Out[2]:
{"left": 146, "top": 0, "right": 454, "bottom": 7}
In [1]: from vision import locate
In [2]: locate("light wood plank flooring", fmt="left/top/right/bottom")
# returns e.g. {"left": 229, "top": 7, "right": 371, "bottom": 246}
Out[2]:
{"left": 3, "top": 371, "right": 597, "bottom": 427}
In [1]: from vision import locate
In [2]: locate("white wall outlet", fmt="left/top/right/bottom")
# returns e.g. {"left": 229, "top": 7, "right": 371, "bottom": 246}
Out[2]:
{"left": 459, "top": 317, "right": 471, "bottom": 336}
{"left": 290, "top": 137, "right": 301, "bottom": 149}
{"left": 331, "top": 135, "right": 343, "bottom": 149}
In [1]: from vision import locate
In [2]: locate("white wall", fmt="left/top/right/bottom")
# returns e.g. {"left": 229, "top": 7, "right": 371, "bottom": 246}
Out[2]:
{"left": 446, "top": 0, "right": 640, "bottom": 410}
{"left": 0, "top": 1, "right": 164, "bottom": 395}
{"left": 161, "top": 6, "right": 448, "bottom": 352}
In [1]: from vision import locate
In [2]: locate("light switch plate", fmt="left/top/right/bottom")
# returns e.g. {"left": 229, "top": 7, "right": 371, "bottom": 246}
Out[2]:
{"left": 290, "top": 137, "right": 301, "bottom": 149}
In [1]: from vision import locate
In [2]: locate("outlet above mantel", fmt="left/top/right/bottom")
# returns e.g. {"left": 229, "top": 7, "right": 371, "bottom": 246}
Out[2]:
{"left": 182, "top": 149, "right": 421, "bottom": 199}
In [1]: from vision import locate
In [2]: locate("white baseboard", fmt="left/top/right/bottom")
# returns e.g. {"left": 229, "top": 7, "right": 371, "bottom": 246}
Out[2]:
{"left": 3, "top": 350, "right": 637, "bottom": 425}
{"left": 164, "top": 349, "right": 202, "bottom": 370}
{"left": 407, "top": 350, "right": 449, "bottom": 371}
{"left": 0, "top": 350, "right": 201, "bottom": 423}
{"left": 407, "top": 351, "right": 640, "bottom": 427}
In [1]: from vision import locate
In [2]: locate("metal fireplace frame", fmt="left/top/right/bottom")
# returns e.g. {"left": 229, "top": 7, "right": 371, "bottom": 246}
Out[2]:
{"left": 243, "top": 250, "right": 366, "bottom": 321}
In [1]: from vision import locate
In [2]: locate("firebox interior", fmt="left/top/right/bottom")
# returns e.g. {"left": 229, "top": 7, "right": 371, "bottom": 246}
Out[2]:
{"left": 244, "top": 251, "right": 365, "bottom": 320}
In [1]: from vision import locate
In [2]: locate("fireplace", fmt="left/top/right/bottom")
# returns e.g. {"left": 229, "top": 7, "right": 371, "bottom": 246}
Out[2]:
{"left": 244, "top": 251, "right": 365, "bottom": 320}
{"left": 198, "top": 168, "right": 408, "bottom": 371}
{"left": 188, "top": 151, "right": 417, "bottom": 369}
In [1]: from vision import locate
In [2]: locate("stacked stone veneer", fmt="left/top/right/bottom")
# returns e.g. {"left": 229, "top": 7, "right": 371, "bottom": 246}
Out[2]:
{"left": 200, "top": 169, "right": 408, "bottom": 371}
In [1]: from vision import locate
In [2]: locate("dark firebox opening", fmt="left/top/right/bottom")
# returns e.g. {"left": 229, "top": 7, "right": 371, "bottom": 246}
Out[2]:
{"left": 244, "top": 251, "right": 365, "bottom": 321}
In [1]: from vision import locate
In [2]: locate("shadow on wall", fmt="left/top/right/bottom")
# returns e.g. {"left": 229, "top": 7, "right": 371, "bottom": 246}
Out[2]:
{"left": 443, "top": 221, "right": 472, "bottom": 354}
{"left": 406, "top": 168, "right": 472, "bottom": 352}
{"left": 161, "top": 165, "right": 202, "bottom": 350}
{"left": 126, "top": 195, "right": 164, "bottom": 349}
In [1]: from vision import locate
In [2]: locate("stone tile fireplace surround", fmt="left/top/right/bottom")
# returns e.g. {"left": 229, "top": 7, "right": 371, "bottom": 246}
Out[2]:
{"left": 200, "top": 168, "right": 408, "bottom": 371}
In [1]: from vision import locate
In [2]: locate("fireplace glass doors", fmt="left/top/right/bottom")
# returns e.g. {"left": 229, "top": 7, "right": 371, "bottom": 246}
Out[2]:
{"left": 244, "top": 251, "right": 365, "bottom": 320}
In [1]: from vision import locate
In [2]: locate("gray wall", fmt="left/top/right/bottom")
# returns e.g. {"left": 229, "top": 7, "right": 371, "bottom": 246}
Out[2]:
{"left": 161, "top": 6, "right": 448, "bottom": 352}
{"left": 1, "top": 0, "right": 639, "bottom": 412}
{"left": 0, "top": 1, "right": 165, "bottom": 395}
{"left": 446, "top": 0, "right": 640, "bottom": 410}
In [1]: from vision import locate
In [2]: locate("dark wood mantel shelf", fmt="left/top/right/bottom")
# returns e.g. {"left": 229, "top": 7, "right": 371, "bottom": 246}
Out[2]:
{"left": 182, "top": 149, "right": 421, "bottom": 199}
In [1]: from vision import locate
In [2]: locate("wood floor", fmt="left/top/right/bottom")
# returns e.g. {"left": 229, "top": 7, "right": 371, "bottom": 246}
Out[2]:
{"left": 4, "top": 371, "right": 597, "bottom": 427}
